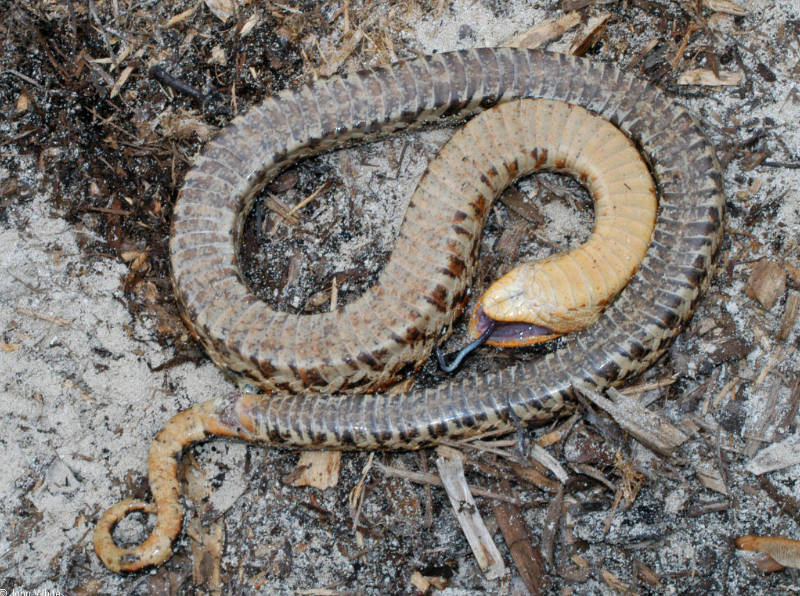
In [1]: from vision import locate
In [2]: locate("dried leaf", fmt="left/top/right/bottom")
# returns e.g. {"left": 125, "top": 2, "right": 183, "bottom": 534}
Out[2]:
{"left": 745, "top": 260, "right": 786, "bottom": 309}
{"left": 289, "top": 450, "right": 341, "bottom": 490}
{"left": 678, "top": 68, "right": 743, "bottom": 86}
{"left": 161, "top": 112, "right": 217, "bottom": 141}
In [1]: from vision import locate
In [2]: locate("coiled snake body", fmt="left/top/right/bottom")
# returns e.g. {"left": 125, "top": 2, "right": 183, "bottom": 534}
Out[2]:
{"left": 95, "top": 48, "right": 724, "bottom": 572}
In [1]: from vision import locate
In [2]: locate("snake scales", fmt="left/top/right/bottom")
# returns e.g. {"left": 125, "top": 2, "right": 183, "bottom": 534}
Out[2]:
{"left": 94, "top": 48, "right": 724, "bottom": 572}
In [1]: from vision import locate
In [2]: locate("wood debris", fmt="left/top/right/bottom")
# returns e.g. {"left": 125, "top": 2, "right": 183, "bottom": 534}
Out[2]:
{"left": 240, "top": 12, "right": 260, "bottom": 37}
{"left": 703, "top": 0, "right": 747, "bottom": 15}
{"left": 678, "top": 68, "right": 743, "bottom": 86}
{"left": 746, "top": 433, "right": 800, "bottom": 475}
{"left": 410, "top": 570, "right": 449, "bottom": 592}
{"left": 736, "top": 535, "right": 800, "bottom": 570}
{"left": 15, "top": 307, "right": 71, "bottom": 326}
{"left": 577, "top": 386, "right": 688, "bottom": 455}
{"left": 374, "top": 461, "right": 522, "bottom": 504}
{"left": 288, "top": 451, "right": 341, "bottom": 490}
{"left": 493, "top": 481, "right": 549, "bottom": 595}
{"left": 509, "top": 460, "right": 560, "bottom": 493}
{"left": 540, "top": 486, "right": 564, "bottom": 566}
{"left": 777, "top": 292, "right": 799, "bottom": 341}
{"left": 601, "top": 568, "right": 637, "bottom": 595}
{"left": 695, "top": 464, "right": 728, "bottom": 495}
{"left": 318, "top": 29, "right": 364, "bottom": 77}
{"left": 530, "top": 444, "right": 569, "bottom": 483}
{"left": 435, "top": 447, "right": 506, "bottom": 579}
{"left": 204, "top": 0, "right": 235, "bottom": 22}
{"left": 569, "top": 14, "right": 610, "bottom": 56}
{"left": 109, "top": 64, "right": 134, "bottom": 99}
{"left": 183, "top": 453, "right": 224, "bottom": 594}
{"left": 745, "top": 260, "right": 787, "bottom": 309}
{"left": 165, "top": 5, "right": 197, "bottom": 27}
{"left": 503, "top": 12, "right": 581, "bottom": 49}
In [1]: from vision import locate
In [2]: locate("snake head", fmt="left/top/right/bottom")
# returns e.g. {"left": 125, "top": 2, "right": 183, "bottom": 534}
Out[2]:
{"left": 468, "top": 260, "right": 605, "bottom": 347}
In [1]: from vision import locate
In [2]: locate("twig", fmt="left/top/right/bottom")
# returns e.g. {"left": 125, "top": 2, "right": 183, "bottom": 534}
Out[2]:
{"left": 435, "top": 447, "right": 506, "bottom": 579}
{"left": 493, "top": 480, "right": 549, "bottom": 594}
{"left": 374, "top": 461, "right": 523, "bottom": 505}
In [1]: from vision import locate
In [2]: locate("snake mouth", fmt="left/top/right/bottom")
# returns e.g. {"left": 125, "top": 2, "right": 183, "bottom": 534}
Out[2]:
{"left": 473, "top": 306, "right": 557, "bottom": 347}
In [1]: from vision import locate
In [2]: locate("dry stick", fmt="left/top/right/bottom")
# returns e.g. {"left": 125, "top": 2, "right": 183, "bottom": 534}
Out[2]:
{"left": 540, "top": 485, "right": 564, "bottom": 567}
{"left": 373, "top": 461, "right": 523, "bottom": 505}
{"left": 284, "top": 179, "right": 333, "bottom": 219}
{"left": 435, "top": 447, "right": 506, "bottom": 579}
{"left": 577, "top": 385, "right": 688, "bottom": 456}
{"left": 493, "top": 479, "right": 549, "bottom": 595}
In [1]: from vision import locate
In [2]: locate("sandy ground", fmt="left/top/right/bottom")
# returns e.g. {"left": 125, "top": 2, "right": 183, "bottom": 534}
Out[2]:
{"left": 1, "top": 0, "right": 800, "bottom": 594}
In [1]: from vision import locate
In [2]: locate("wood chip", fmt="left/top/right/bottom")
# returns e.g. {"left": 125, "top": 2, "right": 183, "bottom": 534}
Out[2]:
{"left": 165, "top": 5, "right": 197, "bottom": 27}
{"left": 601, "top": 568, "right": 637, "bottom": 595}
{"left": 493, "top": 482, "right": 549, "bottom": 595}
{"left": 204, "top": 0, "right": 235, "bottom": 22}
{"left": 289, "top": 450, "right": 341, "bottom": 490}
{"left": 746, "top": 434, "right": 800, "bottom": 475}
{"left": 678, "top": 68, "right": 743, "bottom": 86}
{"left": 503, "top": 12, "right": 581, "bottom": 49}
{"left": 435, "top": 447, "right": 506, "bottom": 579}
{"left": 240, "top": 12, "right": 260, "bottom": 37}
{"left": 577, "top": 386, "right": 688, "bottom": 456}
{"left": 510, "top": 460, "right": 560, "bottom": 493}
{"left": 208, "top": 46, "right": 227, "bottom": 66}
{"left": 498, "top": 186, "right": 546, "bottom": 226}
{"left": 695, "top": 464, "right": 728, "bottom": 495}
{"left": 540, "top": 486, "right": 563, "bottom": 566}
{"left": 736, "top": 535, "right": 800, "bottom": 569}
{"left": 703, "top": 0, "right": 747, "bottom": 15}
{"left": 530, "top": 444, "right": 569, "bottom": 483}
{"left": 569, "top": 14, "right": 610, "bottom": 56}
{"left": 109, "top": 64, "right": 134, "bottom": 99}
{"left": 16, "top": 91, "right": 29, "bottom": 113}
{"left": 777, "top": 291, "right": 799, "bottom": 340}
{"left": 745, "top": 260, "right": 787, "bottom": 309}
{"left": 319, "top": 30, "right": 364, "bottom": 77}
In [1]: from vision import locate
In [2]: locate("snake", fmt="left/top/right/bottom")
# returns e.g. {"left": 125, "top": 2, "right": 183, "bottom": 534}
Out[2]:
{"left": 94, "top": 48, "right": 724, "bottom": 572}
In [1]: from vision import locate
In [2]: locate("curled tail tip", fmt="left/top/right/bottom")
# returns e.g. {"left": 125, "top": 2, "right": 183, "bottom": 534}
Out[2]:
{"left": 94, "top": 498, "right": 176, "bottom": 572}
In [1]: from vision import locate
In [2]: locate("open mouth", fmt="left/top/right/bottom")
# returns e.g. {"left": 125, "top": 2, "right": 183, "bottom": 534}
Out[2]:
{"left": 473, "top": 306, "right": 555, "bottom": 346}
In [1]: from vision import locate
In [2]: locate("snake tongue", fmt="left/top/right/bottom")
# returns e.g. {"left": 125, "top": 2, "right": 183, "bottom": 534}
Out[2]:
{"left": 472, "top": 306, "right": 556, "bottom": 347}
